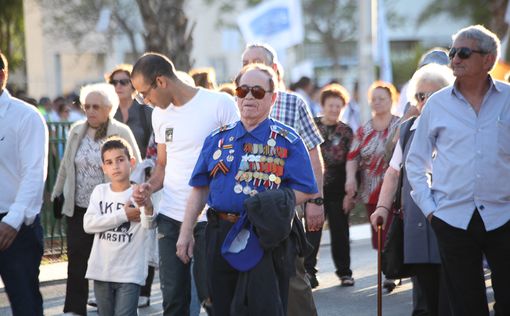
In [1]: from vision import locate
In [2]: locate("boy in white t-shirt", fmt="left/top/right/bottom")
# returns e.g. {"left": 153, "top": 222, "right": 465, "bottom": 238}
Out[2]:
{"left": 84, "top": 137, "right": 155, "bottom": 316}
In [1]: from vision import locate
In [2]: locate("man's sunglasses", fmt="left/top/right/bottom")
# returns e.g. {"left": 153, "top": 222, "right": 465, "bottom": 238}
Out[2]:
{"left": 109, "top": 79, "right": 131, "bottom": 86}
{"left": 414, "top": 92, "right": 433, "bottom": 103}
{"left": 448, "top": 47, "right": 486, "bottom": 60}
{"left": 235, "top": 85, "right": 272, "bottom": 99}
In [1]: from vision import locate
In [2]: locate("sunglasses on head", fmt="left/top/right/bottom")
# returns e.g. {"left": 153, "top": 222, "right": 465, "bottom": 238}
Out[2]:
{"left": 235, "top": 85, "right": 272, "bottom": 99}
{"left": 448, "top": 47, "right": 486, "bottom": 60}
{"left": 414, "top": 92, "right": 433, "bottom": 103}
{"left": 109, "top": 79, "right": 131, "bottom": 86}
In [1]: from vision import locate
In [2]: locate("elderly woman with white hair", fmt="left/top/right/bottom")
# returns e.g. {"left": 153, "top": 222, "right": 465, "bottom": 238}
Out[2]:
{"left": 52, "top": 83, "right": 141, "bottom": 316}
{"left": 370, "top": 63, "right": 454, "bottom": 315}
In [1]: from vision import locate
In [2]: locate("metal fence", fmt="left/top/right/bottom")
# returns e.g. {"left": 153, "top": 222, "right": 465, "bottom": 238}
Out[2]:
{"left": 42, "top": 122, "right": 72, "bottom": 256}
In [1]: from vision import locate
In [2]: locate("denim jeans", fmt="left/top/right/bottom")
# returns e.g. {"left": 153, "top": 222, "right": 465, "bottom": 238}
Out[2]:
{"left": 94, "top": 280, "right": 140, "bottom": 316}
{"left": 0, "top": 215, "right": 44, "bottom": 316}
{"left": 157, "top": 214, "right": 208, "bottom": 316}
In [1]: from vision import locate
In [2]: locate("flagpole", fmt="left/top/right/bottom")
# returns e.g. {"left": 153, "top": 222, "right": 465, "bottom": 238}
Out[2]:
{"left": 358, "top": 0, "right": 376, "bottom": 124}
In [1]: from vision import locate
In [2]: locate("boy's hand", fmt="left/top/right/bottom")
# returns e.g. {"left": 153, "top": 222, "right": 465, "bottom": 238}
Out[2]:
{"left": 124, "top": 200, "right": 141, "bottom": 222}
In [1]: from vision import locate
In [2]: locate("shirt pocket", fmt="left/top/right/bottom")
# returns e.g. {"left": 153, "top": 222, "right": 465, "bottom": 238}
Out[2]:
{"left": 498, "top": 119, "right": 510, "bottom": 155}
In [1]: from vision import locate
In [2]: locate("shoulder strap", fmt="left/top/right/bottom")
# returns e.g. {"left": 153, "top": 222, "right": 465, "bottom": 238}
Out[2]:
{"left": 139, "top": 104, "right": 149, "bottom": 144}
{"left": 394, "top": 116, "right": 417, "bottom": 211}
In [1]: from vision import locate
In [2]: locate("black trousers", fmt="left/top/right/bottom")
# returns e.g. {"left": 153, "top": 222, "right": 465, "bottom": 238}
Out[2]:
{"left": 63, "top": 206, "right": 94, "bottom": 316}
{"left": 413, "top": 264, "right": 452, "bottom": 316}
{"left": 305, "top": 196, "right": 352, "bottom": 277}
{"left": 0, "top": 215, "right": 44, "bottom": 316}
{"left": 206, "top": 210, "right": 287, "bottom": 316}
{"left": 431, "top": 210, "right": 510, "bottom": 316}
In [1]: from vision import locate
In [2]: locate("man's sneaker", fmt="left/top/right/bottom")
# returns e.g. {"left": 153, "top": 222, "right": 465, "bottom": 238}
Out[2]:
{"left": 306, "top": 272, "right": 319, "bottom": 289}
{"left": 87, "top": 298, "right": 97, "bottom": 307}
{"left": 340, "top": 275, "right": 355, "bottom": 286}
{"left": 138, "top": 296, "right": 150, "bottom": 308}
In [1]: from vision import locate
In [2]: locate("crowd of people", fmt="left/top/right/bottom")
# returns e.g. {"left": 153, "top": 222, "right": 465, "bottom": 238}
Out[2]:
{"left": 1, "top": 23, "right": 509, "bottom": 316}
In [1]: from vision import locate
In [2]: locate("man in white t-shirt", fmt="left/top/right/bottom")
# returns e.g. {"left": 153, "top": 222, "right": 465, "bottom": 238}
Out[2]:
{"left": 131, "top": 52, "right": 240, "bottom": 316}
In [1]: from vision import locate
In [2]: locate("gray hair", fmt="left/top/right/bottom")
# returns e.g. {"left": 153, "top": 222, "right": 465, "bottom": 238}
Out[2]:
{"left": 244, "top": 43, "right": 278, "bottom": 65}
{"left": 407, "top": 63, "right": 455, "bottom": 105}
{"left": 79, "top": 83, "right": 119, "bottom": 118}
{"left": 452, "top": 25, "right": 500, "bottom": 69}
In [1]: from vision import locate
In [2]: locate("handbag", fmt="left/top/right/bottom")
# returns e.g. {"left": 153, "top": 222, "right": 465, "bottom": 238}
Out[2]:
{"left": 53, "top": 194, "right": 65, "bottom": 219}
{"left": 381, "top": 210, "right": 415, "bottom": 279}
{"left": 381, "top": 117, "right": 417, "bottom": 279}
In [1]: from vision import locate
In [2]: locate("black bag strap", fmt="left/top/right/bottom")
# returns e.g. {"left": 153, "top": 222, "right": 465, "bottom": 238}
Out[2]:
{"left": 393, "top": 117, "right": 417, "bottom": 212}
{"left": 138, "top": 103, "right": 152, "bottom": 153}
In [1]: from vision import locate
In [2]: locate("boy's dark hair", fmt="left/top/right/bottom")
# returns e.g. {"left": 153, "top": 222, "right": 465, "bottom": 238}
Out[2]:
{"left": 101, "top": 136, "right": 133, "bottom": 162}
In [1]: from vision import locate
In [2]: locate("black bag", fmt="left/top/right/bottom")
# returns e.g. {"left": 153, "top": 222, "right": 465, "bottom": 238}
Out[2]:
{"left": 381, "top": 117, "right": 417, "bottom": 279}
{"left": 53, "top": 194, "right": 65, "bottom": 219}
{"left": 381, "top": 210, "right": 415, "bottom": 279}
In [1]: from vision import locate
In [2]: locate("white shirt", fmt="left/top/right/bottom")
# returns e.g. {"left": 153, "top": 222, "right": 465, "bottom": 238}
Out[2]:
{"left": 406, "top": 79, "right": 510, "bottom": 231}
{"left": 0, "top": 90, "right": 48, "bottom": 230}
{"left": 389, "top": 117, "right": 420, "bottom": 171}
{"left": 84, "top": 184, "right": 154, "bottom": 285}
{"left": 152, "top": 88, "right": 239, "bottom": 222}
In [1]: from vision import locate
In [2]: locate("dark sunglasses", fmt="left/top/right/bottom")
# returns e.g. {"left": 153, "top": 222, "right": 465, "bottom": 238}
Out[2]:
{"left": 448, "top": 47, "right": 486, "bottom": 60}
{"left": 109, "top": 79, "right": 131, "bottom": 86}
{"left": 414, "top": 92, "right": 433, "bottom": 103}
{"left": 235, "top": 85, "right": 272, "bottom": 99}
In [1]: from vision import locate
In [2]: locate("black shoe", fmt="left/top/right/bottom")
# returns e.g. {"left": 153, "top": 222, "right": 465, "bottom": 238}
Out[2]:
{"left": 306, "top": 272, "right": 319, "bottom": 289}
{"left": 383, "top": 279, "right": 396, "bottom": 293}
{"left": 340, "top": 275, "right": 355, "bottom": 286}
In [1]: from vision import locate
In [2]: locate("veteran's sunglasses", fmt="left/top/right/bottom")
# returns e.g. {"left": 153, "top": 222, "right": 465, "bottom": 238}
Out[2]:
{"left": 448, "top": 47, "right": 486, "bottom": 60}
{"left": 235, "top": 85, "right": 272, "bottom": 99}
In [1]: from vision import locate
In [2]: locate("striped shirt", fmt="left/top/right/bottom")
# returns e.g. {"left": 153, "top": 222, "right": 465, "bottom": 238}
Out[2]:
{"left": 270, "top": 91, "right": 323, "bottom": 150}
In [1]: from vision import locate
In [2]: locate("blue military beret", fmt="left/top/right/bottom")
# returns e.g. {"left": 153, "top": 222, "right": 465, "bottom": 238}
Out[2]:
{"left": 221, "top": 213, "right": 264, "bottom": 272}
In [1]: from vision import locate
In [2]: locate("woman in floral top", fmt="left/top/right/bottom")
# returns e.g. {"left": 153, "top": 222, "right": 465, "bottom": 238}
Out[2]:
{"left": 304, "top": 84, "right": 355, "bottom": 287}
{"left": 345, "top": 81, "right": 400, "bottom": 250}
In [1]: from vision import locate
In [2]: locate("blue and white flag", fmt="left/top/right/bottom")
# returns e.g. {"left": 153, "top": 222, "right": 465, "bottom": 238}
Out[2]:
{"left": 374, "top": 0, "right": 392, "bottom": 83}
{"left": 237, "top": 0, "right": 304, "bottom": 50}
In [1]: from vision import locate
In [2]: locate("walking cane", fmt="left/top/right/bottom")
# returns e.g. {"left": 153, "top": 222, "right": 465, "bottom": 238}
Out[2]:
{"left": 376, "top": 216, "right": 384, "bottom": 316}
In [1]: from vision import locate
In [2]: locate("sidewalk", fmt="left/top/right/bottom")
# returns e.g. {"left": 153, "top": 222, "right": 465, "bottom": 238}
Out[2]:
{"left": 0, "top": 223, "right": 371, "bottom": 290}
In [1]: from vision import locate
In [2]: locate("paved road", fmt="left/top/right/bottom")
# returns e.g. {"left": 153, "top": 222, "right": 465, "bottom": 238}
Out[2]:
{"left": 0, "top": 231, "right": 494, "bottom": 315}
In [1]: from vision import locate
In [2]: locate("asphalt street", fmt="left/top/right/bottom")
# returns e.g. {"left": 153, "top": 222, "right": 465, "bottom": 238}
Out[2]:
{"left": 0, "top": 226, "right": 495, "bottom": 315}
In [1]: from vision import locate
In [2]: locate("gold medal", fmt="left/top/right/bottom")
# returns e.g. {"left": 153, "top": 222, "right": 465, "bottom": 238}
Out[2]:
{"left": 274, "top": 176, "right": 281, "bottom": 185}
{"left": 269, "top": 174, "right": 276, "bottom": 182}
{"left": 213, "top": 149, "right": 222, "bottom": 160}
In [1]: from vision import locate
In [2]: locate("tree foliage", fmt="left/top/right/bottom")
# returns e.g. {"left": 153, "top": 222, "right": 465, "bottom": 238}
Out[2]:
{"left": 0, "top": 0, "right": 25, "bottom": 70}
{"left": 418, "top": 0, "right": 509, "bottom": 40}
{"left": 38, "top": 0, "right": 195, "bottom": 70}
{"left": 135, "top": 0, "right": 195, "bottom": 71}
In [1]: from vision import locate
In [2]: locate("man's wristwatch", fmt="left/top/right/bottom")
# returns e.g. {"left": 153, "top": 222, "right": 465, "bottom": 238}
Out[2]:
{"left": 307, "top": 197, "right": 324, "bottom": 206}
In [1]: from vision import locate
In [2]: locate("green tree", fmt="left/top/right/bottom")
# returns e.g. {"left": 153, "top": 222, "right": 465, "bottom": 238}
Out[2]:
{"left": 38, "top": 0, "right": 195, "bottom": 70}
{"left": 0, "top": 0, "right": 25, "bottom": 70}
{"left": 418, "top": 0, "right": 509, "bottom": 40}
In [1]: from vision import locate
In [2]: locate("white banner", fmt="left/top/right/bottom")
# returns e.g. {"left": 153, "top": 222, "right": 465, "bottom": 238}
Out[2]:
{"left": 375, "top": 0, "right": 392, "bottom": 83}
{"left": 237, "top": 0, "right": 304, "bottom": 50}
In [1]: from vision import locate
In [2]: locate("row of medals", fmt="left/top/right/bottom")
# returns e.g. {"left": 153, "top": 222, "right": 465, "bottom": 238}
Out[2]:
{"left": 233, "top": 139, "right": 286, "bottom": 196}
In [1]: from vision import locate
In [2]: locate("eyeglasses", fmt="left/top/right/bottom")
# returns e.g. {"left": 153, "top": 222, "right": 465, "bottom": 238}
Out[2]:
{"left": 134, "top": 78, "right": 157, "bottom": 104}
{"left": 235, "top": 85, "right": 272, "bottom": 99}
{"left": 448, "top": 47, "right": 486, "bottom": 60}
{"left": 83, "top": 104, "right": 103, "bottom": 111}
{"left": 109, "top": 79, "right": 131, "bottom": 86}
{"left": 414, "top": 92, "right": 433, "bottom": 103}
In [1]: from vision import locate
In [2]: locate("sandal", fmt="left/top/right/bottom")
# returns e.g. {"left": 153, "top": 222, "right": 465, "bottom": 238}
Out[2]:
{"left": 340, "top": 275, "right": 355, "bottom": 286}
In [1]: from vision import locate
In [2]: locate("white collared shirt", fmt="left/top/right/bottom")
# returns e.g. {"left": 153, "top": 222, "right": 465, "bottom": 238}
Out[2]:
{"left": 406, "top": 78, "right": 510, "bottom": 231}
{"left": 0, "top": 90, "right": 48, "bottom": 230}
